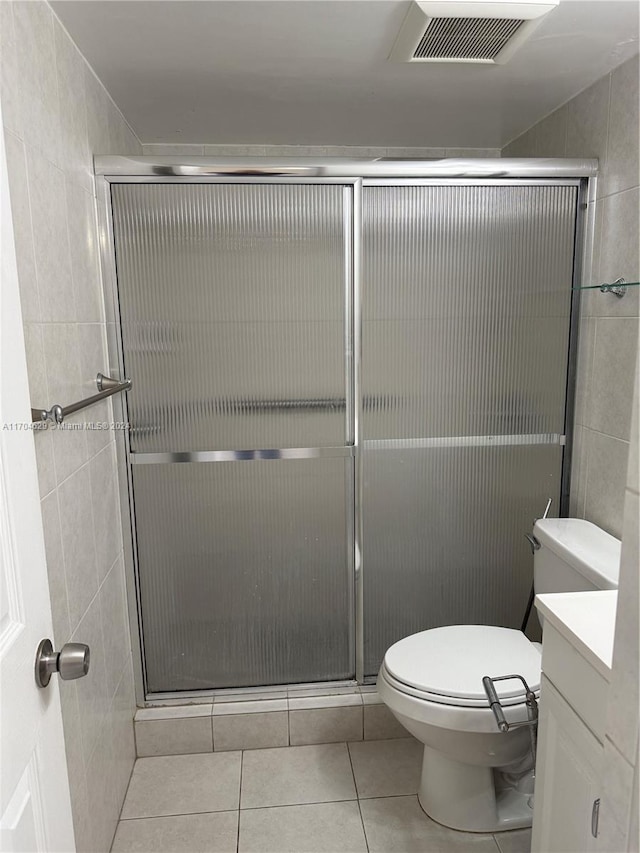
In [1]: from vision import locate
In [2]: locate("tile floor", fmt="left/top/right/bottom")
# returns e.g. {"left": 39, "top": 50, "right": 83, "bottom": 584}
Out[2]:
{"left": 111, "top": 738, "right": 532, "bottom": 853}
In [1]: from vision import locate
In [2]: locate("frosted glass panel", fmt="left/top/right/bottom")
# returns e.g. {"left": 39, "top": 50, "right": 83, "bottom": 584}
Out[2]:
{"left": 111, "top": 183, "right": 347, "bottom": 452}
{"left": 362, "top": 185, "right": 577, "bottom": 438}
{"left": 361, "top": 184, "right": 577, "bottom": 676}
{"left": 363, "top": 444, "right": 563, "bottom": 675}
{"left": 134, "top": 459, "right": 353, "bottom": 691}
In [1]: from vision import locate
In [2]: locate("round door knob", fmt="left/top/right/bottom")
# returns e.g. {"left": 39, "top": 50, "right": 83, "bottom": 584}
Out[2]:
{"left": 58, "top": 643, "right": 90, "bottom": 681}
{"left": 35, "top": 639, "right": 90, "bottom": 688}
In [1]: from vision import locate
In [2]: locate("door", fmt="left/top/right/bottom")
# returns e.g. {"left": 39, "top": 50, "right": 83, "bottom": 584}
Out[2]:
{"left": 111, "top": 182, "right": 354, "bottom": 692}
{"left": 361, "top": 182, "right": 578, "bottom": 675}
{"left": 0, "top": 112, "right": 75, "bottom": 850}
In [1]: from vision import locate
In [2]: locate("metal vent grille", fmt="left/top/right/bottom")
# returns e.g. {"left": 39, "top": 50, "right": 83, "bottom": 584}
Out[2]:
{"left": 414, "top": 16, "right": 525, "bottom": 60}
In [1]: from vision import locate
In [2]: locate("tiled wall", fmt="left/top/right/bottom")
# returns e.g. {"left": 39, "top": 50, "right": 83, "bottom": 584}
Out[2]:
{"left": 600, "top": 350, "right": 639, "bottom": 851}
{"left": 1, "top": 2, "right": 141, "bottom": 850}
{"left": 503, "top": 54, "right": 640, "bottom": 539}
{"left": 142, "top": 143, "right": 501, "bottom": 157}
{"left": 133, "top": 689, "right": 407, "bottom": 757}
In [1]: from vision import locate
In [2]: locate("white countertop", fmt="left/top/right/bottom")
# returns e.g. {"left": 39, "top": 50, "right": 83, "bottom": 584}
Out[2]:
{"left": 535, "top": 590, "right": 618, "bottom": 679}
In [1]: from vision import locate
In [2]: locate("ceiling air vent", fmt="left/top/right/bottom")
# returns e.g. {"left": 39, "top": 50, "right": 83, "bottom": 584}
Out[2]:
{"left": 389, "top": 1, "right": 559, "bottom": 65}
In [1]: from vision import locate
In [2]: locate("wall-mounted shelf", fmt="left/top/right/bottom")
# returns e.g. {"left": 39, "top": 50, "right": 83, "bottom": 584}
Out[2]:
{"left": 573, "top": 278, "right": 639, "bottom": 298}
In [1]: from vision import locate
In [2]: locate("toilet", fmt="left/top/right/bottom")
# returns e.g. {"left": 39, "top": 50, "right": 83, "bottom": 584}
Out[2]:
{"left": 377, "top": 518, "right": 621, "bottom": 834}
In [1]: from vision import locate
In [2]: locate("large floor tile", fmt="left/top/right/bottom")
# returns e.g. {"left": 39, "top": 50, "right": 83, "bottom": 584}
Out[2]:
{"left": 238, "top": 801, "right": 367, "bottom": 853}
{"left": 240, "top": 743, "right": 356, "bottom": 809}
{"left": 121, "top": 753, "right": 241, "bottom": 818}
{"left": 348, "top": 738, "right": 422, "bottom": 799}
{"left": 112, "top": 812, "right": 238, "bottom": 852}
{"left": 494, "top": 827, "right": 532, "bottom": 853}
{"left": 360, "top": 796, "right": 499, "bottom": 852}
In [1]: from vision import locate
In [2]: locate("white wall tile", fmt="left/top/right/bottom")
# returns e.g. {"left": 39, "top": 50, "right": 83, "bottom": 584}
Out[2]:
{"left": 40, "top": 323, "right": 89, "bottom": 484}
{"left": 142, "top": 143, "right": 205, "bottom": 155}
{"left": 12, "top": 1, "right": 61, "bottom": 165}
{"left": 25, "top": 148, "right": 75, "bottom": 323}
{"left": 627, "top": 350, "right": 639, "bottom": 496}
{"left": 587, "top": 319, "right": 638, "bottom": 440}
{"left": 73, "top": 593, "right": 110, "bottom": 773}
{"left": 111, "top": 662, "right": 137, "bottom": 809}
{"left": 603, "top": 54, "right": 640, "bottom": 197}
{"left": 100, "top": 555, "right": 131, "bottom": 700}
{"left": 445, "top": 148, "right": 501, "bottom": 158}
{"left": 364, "top": 704, "right": 409, "bottom": 740}
{"left": 289, "top": 706, "right": 362, "bottom": 745}
{"left": 566, "top": 74, "right": 610, "bottom": 166}
{"left": 89, "top": 442, "right": 123, "bottom": 582}
{"left": 84, "top": 717, "right": 120, "bottom": 852}
{"left": 534, "top": 106, "right": 567, "bottom": 157}
{"left": 606, "top": 489, "right": 639, "bottom": 763}
{"left": 57, "top": 680, "right": 85, "bottom": 813}
{"left": 33, "top": 427, "right": 56, "bottom": 498}
{"left": 3, "top": 131, "right": 40, "bottom": 322}
{"left": 83, "top": 66, "right": 113, "bottom": 157}
{"left": 213, "top": 699, "right": 288, "bottom": 715}
{"left": 5, "top": 8, "right": 142, "bottom": 847}
{"left": 213, "top": 711, "right": 289, "bottom": 751}
{"left": 57, "top": 464, "right": 99, "bottom": 627}
{"left": 584, "top": 430, "right": 629, "bottom": 538}
{"left": 136, "top": 704, "right": 213, "bottom": 721}
{"left": 66, "top": 184, "right": 103, "bottom": 322}
{"left": 54, "top": 18, "right": 92, "bottom": 192}
{"left": 136, "top": 716, "right": 213, "bottom": 756}
{"left": 0, "top": 2, "right": 23, "bottom": 139}
{"left": 591, "top": 188, "right": 640, "bottom": 320}
{"left": 21, "top": 322, "right": 48, "bottom": 409}
{"left": 40, "top": 491, "right": 71, "bottom": 646}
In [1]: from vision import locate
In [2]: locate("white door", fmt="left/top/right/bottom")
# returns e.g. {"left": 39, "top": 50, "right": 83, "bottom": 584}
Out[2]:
{"left": 0, "top": 106, "right": 76, "bottom": 851}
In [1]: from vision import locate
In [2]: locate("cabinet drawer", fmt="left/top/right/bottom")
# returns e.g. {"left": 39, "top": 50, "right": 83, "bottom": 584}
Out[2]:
{"left": 541, "top": 624, "right": 608, "bottom": 742}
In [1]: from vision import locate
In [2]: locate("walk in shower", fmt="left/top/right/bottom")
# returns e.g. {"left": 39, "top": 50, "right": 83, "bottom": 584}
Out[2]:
{"left": 97, "top": 158, "right": 594, "bottom": 698}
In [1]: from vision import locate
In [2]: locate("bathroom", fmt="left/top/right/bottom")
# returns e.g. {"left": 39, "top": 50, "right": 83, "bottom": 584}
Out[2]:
{"left": 0, "top": 0, "right": 638, "bottom": 851}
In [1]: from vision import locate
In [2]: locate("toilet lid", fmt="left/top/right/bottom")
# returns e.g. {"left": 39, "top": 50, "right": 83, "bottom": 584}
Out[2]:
{"left": 383, "top": 626, "right": 541, "bottom": 702}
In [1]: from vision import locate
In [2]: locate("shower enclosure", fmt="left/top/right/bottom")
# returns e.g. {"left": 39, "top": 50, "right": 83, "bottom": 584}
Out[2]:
{"left": 97, "top": 158, "right": 594, "bottom": 698}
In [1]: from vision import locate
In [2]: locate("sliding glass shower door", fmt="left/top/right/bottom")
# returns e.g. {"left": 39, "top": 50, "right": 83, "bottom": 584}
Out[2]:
{"left": 109, "top": 175, "right": 580, "bottom": 694}
{"left": 361, "top": 183, "right": 577, "bottom": 675}
{"left": 111, "top": 183, "right": 354, "bottom": 691}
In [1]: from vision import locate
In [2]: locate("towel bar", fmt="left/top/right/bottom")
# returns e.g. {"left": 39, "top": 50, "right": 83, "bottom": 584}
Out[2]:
{"left": 31, "top": 373, "right": 132, "bottom": 425}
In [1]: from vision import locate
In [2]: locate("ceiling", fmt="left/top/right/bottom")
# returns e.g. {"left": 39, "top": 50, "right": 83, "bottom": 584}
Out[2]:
{"left": 52, "top": 0, "right": 639, "bottom": 148}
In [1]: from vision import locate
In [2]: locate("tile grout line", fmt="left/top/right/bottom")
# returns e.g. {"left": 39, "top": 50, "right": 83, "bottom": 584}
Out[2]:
{"left": 236, "top": 750, "right": 244, "bottom": 853}
{"left": 345, "top": 741, "right": 370, "bottom": 853}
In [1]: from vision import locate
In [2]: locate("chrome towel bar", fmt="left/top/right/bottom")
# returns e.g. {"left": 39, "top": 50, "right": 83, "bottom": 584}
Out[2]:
{"left": 31, "top": 373, "right": 132, "bottom": 424}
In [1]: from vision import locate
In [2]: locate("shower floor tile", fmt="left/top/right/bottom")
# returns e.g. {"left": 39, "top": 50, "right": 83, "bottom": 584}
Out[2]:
{"left": 113, "top": 740, "right": 532, "bottom": 852}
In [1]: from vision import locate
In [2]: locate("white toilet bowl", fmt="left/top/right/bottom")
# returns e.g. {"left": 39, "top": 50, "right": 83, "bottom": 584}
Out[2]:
{"left": 377, "top": 624, "right": 541, "bottom": 833}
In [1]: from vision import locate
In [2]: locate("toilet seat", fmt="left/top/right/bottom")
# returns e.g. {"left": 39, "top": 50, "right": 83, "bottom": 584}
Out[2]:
{"left": 383, "top": 625, "right": 541, "bottom": 707}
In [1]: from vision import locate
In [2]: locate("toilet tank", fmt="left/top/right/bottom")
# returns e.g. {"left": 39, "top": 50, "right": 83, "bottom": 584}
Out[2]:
{"left": 533, "top": 518, "right": 621, "bottom": 594}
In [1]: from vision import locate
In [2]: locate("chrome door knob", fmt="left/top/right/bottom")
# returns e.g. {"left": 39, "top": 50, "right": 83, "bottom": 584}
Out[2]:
{"left": 35, "top": 638, "right": 90, "bottom": 688}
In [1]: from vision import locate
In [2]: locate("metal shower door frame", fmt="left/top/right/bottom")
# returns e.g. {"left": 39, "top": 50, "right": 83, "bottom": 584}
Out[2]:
{"left": 95, "top": 159, "right": 596, "bottom": 705}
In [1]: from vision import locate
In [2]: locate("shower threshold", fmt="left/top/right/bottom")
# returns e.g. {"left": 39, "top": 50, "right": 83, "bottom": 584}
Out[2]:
{"left": 143, "top": 678, "right": 371, "bottom": 708}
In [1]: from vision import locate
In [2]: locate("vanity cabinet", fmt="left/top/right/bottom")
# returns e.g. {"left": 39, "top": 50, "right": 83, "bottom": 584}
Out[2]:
{"left": 532, "top": 591, "right": 616, "bottom": 853}
{"left": 532, "top": 675, "right": 603, "bottom": 852}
